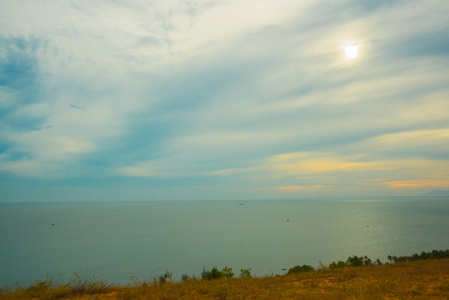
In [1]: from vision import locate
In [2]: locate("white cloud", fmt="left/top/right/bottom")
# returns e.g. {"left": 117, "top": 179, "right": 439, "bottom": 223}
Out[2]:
{"left": 116, "top": 162, "right": 162, "bottom": 178}
{"left": 1, "top": 0, "right": 449, "bottom": 199}
{"left": 361, "top": 128, "right": 449, "bottom": 154}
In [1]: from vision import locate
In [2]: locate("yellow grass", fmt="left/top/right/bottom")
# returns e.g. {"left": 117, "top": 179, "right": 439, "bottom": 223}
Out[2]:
{"left": 2, "top": 258, "right": 449, "bottom": 299}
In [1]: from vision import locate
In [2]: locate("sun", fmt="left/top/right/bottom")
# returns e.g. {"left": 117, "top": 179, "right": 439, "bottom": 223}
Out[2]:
{"left": 344, "top": 42, "right": 359, "bottom": 60}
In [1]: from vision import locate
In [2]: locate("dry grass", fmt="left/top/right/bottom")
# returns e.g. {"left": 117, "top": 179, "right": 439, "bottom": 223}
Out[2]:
{"left": 2, "top": 259, "right": 449, "bottom": 299}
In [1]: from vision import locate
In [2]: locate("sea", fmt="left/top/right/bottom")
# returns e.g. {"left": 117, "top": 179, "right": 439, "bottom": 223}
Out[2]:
{"left": 1, "top": 198, "right": 449, "bottom": 287}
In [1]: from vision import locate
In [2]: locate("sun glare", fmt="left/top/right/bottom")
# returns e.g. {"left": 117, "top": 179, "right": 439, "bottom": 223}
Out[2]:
{"left": 344, "top": 43, "right": 359, "bottom": 60}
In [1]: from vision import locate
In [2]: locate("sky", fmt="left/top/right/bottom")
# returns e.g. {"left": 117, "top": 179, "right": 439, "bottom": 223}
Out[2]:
{"left": 1, "top": 0, "right": 449, "bottom": 202}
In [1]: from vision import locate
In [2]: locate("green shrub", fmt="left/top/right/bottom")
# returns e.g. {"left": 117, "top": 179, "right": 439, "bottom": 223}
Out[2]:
{"left": 287, "top": 264, "right": 314, "bottom": 274}
{"left": 181, "top": 273, "right": 197, "bottom": 282}
{"left": 181, "top": 274, "right": 190, "bottom": 282}
{"left": 346, "top": 256, "right": 373, "bottom": 267}
{"left": 387, "top": 249, "right": 449, "bottom": 263}
{"left": 329, "top": 261, "right": 347, "bottom": 269}
{"left": 221, "top": 266, "right": 234, "bottom": 279}
{"left": 240, "top": 268, "right": 252, "bottom": 278}
{"left": 202, "top": 267, "right": 223, "bottom": 280}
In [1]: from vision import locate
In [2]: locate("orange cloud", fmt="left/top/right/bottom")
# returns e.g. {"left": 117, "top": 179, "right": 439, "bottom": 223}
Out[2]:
{"left": 383, "top": 180, "right": 449, "bottom": 189}
{"left": 271, "top": 156, "right": 390, "bottom": 174}
{"left": 273, "top": 185, "right": 332, "bottom": 191}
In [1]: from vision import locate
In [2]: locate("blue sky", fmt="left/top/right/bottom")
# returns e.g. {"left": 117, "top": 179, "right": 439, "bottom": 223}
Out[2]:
{"left": 1, "top": 0, "right": 449, "bottom": 202}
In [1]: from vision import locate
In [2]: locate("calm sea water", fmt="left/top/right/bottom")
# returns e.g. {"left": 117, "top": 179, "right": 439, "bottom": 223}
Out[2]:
{"left": 1, "top": 198, "right": 449, "bottom": 286}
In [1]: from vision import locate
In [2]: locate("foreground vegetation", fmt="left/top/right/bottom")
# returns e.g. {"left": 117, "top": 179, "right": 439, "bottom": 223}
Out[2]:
{"left": 2, "top": 250, "right": 449, "bottom": 299}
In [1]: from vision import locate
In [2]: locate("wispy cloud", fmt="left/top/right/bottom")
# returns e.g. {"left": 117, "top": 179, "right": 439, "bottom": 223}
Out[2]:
{"left": 272, "top": 185, "right": 332, "bottom": 191}
{"left": 383, "top": 180, "right": 449, "bottom": 189}
{"left": 266, "top": 153, "right": 390, "bottom": 175}
{"left": 1, "top": 0, "right": 449, "bottom": 201}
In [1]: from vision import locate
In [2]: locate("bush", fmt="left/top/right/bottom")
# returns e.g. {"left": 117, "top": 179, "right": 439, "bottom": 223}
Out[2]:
{"left": 202, "top": 267, "right": 223, "bottom": 280}
{"left": 287, "top": 265, "right": 314, "bottom": 274}
{"left": 346, "top": 256, "right": 373, "bottom": 267}
{"left": 181, "top": 274, "right": 190, "bottom": 282}
{"left": 240, "top": 268, "right": 252, "bottom": 278}
{"left": 329, "top": 261, "right": 347, "bottom": 269}
{"left": 387, "top": 249, "right": 449, "bottom": 264}
{"left": 222, "top": 266, "right": 234, "bottom": 279}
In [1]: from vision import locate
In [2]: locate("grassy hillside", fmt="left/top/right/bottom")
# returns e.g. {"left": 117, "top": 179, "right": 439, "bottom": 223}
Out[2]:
{"left": 2, "top": 256, "right": 449, "bottom": 299}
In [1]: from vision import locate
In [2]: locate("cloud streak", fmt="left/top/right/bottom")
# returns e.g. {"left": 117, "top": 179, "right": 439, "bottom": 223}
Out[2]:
{"left": 1, "top": 0, "right": 449, "bottom": 201}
